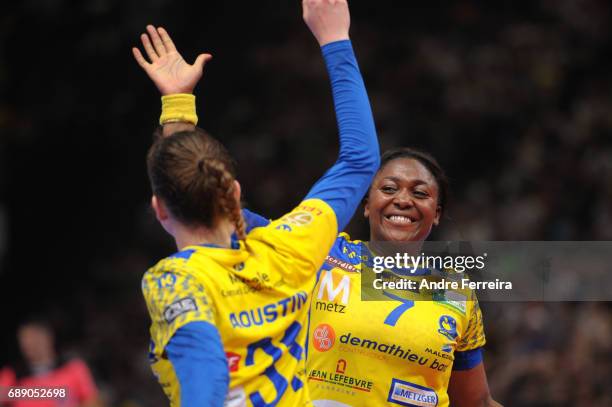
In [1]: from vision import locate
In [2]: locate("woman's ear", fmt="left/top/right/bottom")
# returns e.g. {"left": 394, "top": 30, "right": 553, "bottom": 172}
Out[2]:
{"left": 434, "top": 205, "right": 441, "bottom": 226}
{"left": 233, "top": 180, "right": 242, "bottom": 204}
{"left": 151, "top": 195, "right": 168, "bottom": 222}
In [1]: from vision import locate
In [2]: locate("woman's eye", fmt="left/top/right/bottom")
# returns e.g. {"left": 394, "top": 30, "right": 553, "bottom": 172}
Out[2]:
{"left": 381, "top": 186, "right": 397, "bottom": 193}
{"left": 413, "top": 190, "right": 429, "bottom": 198}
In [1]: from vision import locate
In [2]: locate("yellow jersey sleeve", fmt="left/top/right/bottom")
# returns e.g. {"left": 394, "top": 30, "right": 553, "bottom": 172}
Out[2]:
{"left": 246, "top": 198, "right": 338, "bottom": 281}
{"left": 142, "top": 259, "right": 217, "bottom": 354}
{"left": 456, "top": 291, "right": 486, "bottom": 352}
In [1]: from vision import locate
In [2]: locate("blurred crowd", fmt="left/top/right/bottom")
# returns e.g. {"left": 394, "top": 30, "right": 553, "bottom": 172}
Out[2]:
{"left": 1, "top": 0, "right": 611, "bottom": 405}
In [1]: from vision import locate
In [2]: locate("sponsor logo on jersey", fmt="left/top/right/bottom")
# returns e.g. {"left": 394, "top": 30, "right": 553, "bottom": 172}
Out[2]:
{"left": 297, "top": 204, "right": 324, "bottom": 216}
{"left": 339, "top": 333, "right": 450, "bottom": 372}
{"left": 228, "top": 291, "right": 308, "bottom": 328}
{"left": 224, "top": 386, "right": 247, "bottom": 407}
{"left": 308, "top": 366, "right": 373, "bottom": 393}
{"left": 387, "top": 378, "right": 438, "bottom": 406}
{"left": 280, "top": 211, "right": 314, "bottom": 227}
{"left": 336, "top": 359, "right": 347, "bottom": 374}
{"left": 325, "top": 255, "right": 359, "bottom": 273}
{"left": 318, "top": 269, "right": 351, "bottom": 304}
{"left": 163, "top": 297, "right": 198, "bottom": 323}
{"left": 227, "top": 270, "right": 271, "bottom": 287}
{"left": 312, "top": 323, "right": 336, "bottom": 352}
{"left": 314, "top": 301, "right": 347, "bottom": 314}
{"left": 315, "top": 269, "right": 351, "bottom": 314}
{"left": 432, "top": 291, "right": 466, "bottom": 315}
{"left": 156, "top": 272, "right": 177, "bottom": 289}
{"left": 222, "top": 271, "right": 286, "bottom": 297}
{"left": 275, "top": 204, "right": 325, "bottom": 231}
{"left": 437, "top": 315, "right": 458, "bottom": 341}
{"left": 425, "top": 347, "right": 453, "bottom": 360}
{"left": 226, "top": 352, "right": 241, "bottom": 372}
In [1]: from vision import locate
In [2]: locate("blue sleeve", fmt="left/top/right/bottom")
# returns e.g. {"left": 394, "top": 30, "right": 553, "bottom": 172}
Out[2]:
{"left": 305, "top": 40, "right": 380, "bottom": 232}
{"left": 166, "top": 322, "right": 228, "bottom": 406}
{"left": 242, "top": 208, "right": 270, "bottom": 232}
{"left": 452, "top": 347, "right": 483, "bottom": 371}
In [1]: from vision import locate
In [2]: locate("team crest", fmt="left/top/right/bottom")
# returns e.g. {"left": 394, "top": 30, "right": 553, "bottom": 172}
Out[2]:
{"left": 437, "top": 315, "right": 458, "bottom": 340}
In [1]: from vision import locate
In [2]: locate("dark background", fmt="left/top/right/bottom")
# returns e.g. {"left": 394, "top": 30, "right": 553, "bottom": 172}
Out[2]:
{"left": 1, "top": 0, "right": 611, "bottom": 405}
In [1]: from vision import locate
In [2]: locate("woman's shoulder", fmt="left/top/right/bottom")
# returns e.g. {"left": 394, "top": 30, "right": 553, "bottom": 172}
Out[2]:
{"left": 327, "top": 232, "right": 363, "bottom": 267}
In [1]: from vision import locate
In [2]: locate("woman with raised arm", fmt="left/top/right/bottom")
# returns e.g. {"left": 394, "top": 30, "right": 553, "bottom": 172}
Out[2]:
{"left": 133, "top": 0, "right": 379, "bottom": 406}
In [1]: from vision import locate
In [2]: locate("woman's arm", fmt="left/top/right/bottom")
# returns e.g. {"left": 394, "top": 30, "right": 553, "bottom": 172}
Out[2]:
{"left": 448, "top": 362, "right": 503, "bottom": 407}
{"left": 239, "top": 36, "right": 381, "bottom": 235}
{"left": 302, "top": 0, "right": 380, "bottom": 231}
{"left": 242, "top": 0, "right": 378, "bottom": 277}
{"left": 166, "top": 322, "right": 228, "bottom": 406}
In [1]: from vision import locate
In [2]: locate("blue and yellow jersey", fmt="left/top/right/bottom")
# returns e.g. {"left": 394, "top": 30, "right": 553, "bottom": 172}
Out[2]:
{"left": 143, "top": 199, "right": 338, "bottom": 407}
{"left": 307, "top": 234, "right": 486, "bottom": 407}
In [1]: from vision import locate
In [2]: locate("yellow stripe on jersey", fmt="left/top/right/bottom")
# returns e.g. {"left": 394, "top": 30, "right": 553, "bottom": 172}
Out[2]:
{"left": 143, "top": 199, "right": 337, "bottom": 407}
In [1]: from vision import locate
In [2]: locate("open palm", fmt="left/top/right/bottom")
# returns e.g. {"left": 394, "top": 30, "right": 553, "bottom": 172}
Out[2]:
{"left": 133, "top": 25, "right": 212, "bottom": 95}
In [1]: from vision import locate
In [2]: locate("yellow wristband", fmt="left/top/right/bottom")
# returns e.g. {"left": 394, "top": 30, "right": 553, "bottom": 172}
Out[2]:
{"left": 159, "top": 94, "right": 198, "bottom": 125}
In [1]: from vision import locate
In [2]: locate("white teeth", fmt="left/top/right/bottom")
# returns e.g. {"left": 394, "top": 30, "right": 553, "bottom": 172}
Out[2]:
{"left": 388, "top": 215, "right": 412, "bottom": 224}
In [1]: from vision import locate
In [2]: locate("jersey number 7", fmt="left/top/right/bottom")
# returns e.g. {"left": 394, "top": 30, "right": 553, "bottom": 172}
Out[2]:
{"left": 383, "top": 291, "right": 415, "bottom": 327}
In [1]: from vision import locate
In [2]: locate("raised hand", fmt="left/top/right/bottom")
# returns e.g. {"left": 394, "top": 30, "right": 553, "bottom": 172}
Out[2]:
{"left": 302, "top": 0, "right": 350, "bottom": 46}
{"left": 132, "top": 25, "right": 212, "bottom": 95}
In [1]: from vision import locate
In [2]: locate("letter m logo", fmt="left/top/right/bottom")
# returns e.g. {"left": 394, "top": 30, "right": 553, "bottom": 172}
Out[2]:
{"left": 317, "top": 270, "right": 350, "bottom": 304}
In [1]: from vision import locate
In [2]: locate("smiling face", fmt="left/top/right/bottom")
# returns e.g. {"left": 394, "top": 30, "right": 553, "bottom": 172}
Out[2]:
{"left": 365, "top": 158, "right": 441, "bottom": 242}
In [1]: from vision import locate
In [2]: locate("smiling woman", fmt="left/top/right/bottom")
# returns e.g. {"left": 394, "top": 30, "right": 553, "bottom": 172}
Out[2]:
{"left": 229, "top": 143, "right": 498, "bottom": 405}
{"left": 364, "top": 147, "right": 449, "bottom": 243}
{"left": 304, "top": 146, "right": 501, "bottom": 407}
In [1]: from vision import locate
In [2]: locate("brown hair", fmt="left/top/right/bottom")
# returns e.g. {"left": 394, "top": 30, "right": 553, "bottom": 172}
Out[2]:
{"left": 147, "top": 128, "right": 245, "bottom": 239}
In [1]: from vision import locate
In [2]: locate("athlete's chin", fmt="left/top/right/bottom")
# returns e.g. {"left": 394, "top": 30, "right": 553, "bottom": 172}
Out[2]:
{"left": 379, "top": 225, "right": 425, "bottom": 243}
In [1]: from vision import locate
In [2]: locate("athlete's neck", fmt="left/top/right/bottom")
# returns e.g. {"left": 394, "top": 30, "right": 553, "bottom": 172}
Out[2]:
{"left": 27, "top": 352, "right": 56, "bottom": 372}
{"left": 172, "top": 218, "right": 235, "bottom": 250}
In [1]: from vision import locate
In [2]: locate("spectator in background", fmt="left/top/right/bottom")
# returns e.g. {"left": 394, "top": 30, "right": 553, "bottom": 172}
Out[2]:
{"left": 0, "top": 318, "right": 101, "bottom": 407}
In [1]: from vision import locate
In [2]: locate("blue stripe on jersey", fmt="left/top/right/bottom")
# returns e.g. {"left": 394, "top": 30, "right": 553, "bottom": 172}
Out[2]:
{"left": 169, "top": 249, "right": 196, "bottom": 260}
{"left": 305, "top": 40, "right": 380, "bottom": 232}
{"left": 452, "top": 347, "right": 483, "bottom": 371}
{"left": 166, "top": 322, "right": 228, "bottom": 406}
{"left": 243, "top": 208, "right": 270, "bottom": 232}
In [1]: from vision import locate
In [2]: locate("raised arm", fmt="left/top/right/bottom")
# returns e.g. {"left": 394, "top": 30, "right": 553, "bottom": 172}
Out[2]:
{"left": 302, "top": 0, "right": 380, "bottom": 232}
{"left": 242, "top": 0, "right": 379, "bottom": 277}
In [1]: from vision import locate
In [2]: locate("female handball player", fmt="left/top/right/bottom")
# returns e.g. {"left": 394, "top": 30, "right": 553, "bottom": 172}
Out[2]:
{"left": 132, "top": 0, "right": 379, "bottom": 405}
